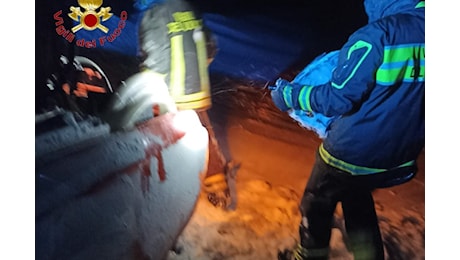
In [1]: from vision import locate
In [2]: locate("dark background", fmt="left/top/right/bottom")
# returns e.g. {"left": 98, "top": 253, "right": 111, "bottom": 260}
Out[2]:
{"left": 35, "top": 0, "right": 366, "bottom": 114}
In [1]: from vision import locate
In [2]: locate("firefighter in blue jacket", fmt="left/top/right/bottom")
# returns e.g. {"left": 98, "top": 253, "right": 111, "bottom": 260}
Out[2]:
{"left": 271, "top": 0, "right": 425, "bottom": 259}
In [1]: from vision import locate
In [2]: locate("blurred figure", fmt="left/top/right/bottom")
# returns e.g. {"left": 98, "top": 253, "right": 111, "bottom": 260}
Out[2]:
{"left": 270, "top": 0, "right": 425, "bottom": 259}
{"left": 136, "top": 0, "right": 238, "bottom": 210}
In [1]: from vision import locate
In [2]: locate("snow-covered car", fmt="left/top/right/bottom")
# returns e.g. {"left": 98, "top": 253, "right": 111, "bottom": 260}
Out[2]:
{"left": 35, "top": 71, "right": 209, "bottom": 260}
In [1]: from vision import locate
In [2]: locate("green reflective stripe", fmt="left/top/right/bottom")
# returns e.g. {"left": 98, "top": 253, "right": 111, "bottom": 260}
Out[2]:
{"left": 319, "top": 144, "right": 386, "bottom": 174}
{"left": 416, "top": 1, "right": 425, "bottom": 8}
{"left": 332, "top": 40, "right": 372, "bottom": 89}
{"left": 170, "top": 35, "right": 186, "bottom": 97}
{"left": 193, "top": 29, "right": 210, "bottom": 92}
{"left": 283, "top": 86, "right": 293, "bottom": 108}
{"left": 319, "top": 143, "right": 415, "bottom": 175}
{"left": 298, "top": 85, "right": 313, "bottom": 111}
{"left": 376, "top": 45, "right": 425, "bottom": 85}
{"left": 399, "top": 160, "right": 416, "bottom": 168}
{"left": 382, "top": 45, "right": 425, "bottom": 63}
{"left": 376, "top": 67, "right": 425, "bottom": 85}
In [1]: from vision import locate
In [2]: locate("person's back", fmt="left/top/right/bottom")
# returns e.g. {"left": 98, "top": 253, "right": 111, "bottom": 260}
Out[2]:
{"left": 272, "top": 1, "right": 425, "bottom": 259}
{"left": 313, "top": 0, "right": 425, "bottom": 174}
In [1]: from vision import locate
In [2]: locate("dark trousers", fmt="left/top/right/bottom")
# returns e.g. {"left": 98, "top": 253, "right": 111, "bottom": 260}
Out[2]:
{"left": 197, "top": 110, "right": 227, "bottom": 177}
{"left": 299, "top": 152, "right": 387, "bottom": 260}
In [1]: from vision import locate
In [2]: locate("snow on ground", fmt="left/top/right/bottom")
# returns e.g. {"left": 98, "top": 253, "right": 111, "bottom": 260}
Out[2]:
{"left": 165, "top": 87, "right": 425, "bottom": 260}
{"left": 34, "top": 83, "right": 424, "bottom": 260}
{"left": 168, "top": 179, "right": 307, "bottom": 260}
{"left": 167, "top": 177, "right": 424, "bottom": 260}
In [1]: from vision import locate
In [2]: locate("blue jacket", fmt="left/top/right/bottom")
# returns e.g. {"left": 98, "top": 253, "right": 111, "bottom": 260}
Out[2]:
{"left": 300, "top": 0, "right": 425, "bottom": 175}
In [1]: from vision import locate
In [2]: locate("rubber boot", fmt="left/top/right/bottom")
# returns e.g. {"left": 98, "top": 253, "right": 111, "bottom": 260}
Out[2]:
{"left": 278, "top": 243, "right": 329, "bottom": 260}
{"left": 203, "top": 172, "right": 231, "bottom": 208}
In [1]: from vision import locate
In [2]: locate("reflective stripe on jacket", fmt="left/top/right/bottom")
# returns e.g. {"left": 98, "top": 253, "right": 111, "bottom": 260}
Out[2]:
{"left": 307, "top": 2, "right": 425, "bottom": 174}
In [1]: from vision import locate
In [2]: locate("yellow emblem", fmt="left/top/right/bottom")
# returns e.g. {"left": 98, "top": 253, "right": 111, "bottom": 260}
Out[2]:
{"left": 68, "top": 0, "right": 113, "bottom": 33}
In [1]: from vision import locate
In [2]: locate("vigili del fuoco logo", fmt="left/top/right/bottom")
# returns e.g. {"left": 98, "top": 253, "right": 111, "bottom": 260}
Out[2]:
{"left": 53, "top": 0, "right": 127, "bottom": 48}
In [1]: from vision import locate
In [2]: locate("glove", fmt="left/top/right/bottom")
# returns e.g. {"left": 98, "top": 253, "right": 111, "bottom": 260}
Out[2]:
{"left": 269, "top": 79, "right": 291, "bottom": 112}
{"left": 289, "top": 110, "right": 336, "bottom": 139}
{"left": 275, "top": 50, "right": 340, "bottom": 138}
{"left": 270, "top": 78, "right": 309, "bottom": 112}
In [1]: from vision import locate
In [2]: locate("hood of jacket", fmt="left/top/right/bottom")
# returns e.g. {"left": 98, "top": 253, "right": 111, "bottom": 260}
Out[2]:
{"left": 364, "top": 0, "right": 421, "bottom": 23}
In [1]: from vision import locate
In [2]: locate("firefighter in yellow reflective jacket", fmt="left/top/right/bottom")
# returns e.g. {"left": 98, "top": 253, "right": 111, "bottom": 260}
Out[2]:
{"left": 136, "top": 0, "right": 237, "bottom": 210}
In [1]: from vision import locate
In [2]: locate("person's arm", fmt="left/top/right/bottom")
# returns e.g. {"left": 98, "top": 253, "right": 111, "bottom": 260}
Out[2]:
{"left": 304, "top": 28, "right": 384, "bottom": 117}
{"left": 271, "top": 26, "right": 384, "bottom": 117}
